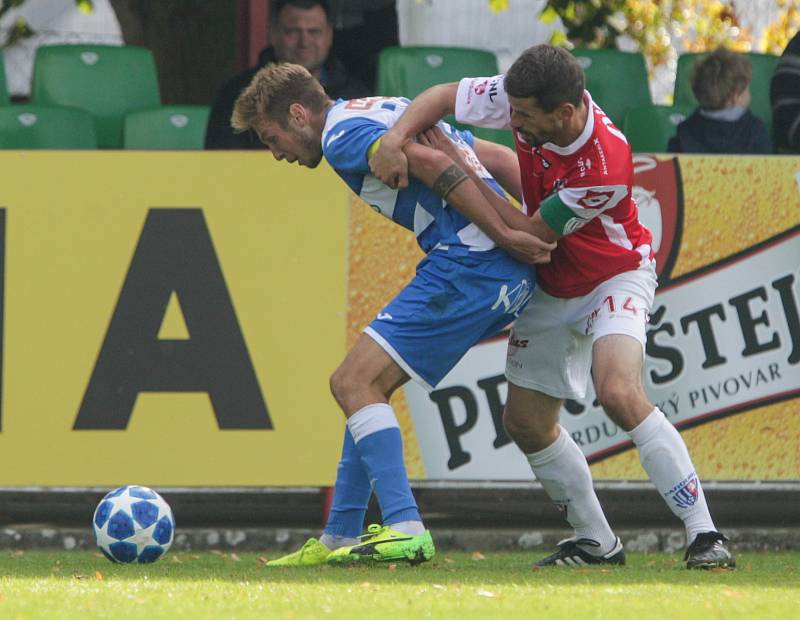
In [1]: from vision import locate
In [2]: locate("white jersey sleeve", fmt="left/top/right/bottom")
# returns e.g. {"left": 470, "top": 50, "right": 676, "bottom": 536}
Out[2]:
{"left": 454, "top": 75, "right": 512, "bottom": 130}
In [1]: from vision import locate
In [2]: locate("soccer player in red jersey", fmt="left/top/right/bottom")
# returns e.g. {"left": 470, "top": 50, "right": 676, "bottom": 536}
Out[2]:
{"left": 370, "top": 45, "right": 734, "bottom": 569}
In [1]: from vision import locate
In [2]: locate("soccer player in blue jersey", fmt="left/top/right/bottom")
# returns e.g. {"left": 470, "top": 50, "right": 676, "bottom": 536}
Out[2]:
{"left": 232, "top": 62, "right": 554, "bottom": 566}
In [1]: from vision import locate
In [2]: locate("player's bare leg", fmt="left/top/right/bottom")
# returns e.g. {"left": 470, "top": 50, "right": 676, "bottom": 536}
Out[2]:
{"left": 326, "top": 334, "right": 434, "bottom": 564}
{"left": 593, "top": 334, "right": 734, "bottom": 569}
{"left": 503, "top": 384, "right": 624, "bottom": 566}
{"left": 329, "top": 334, "right": 409, "bottom": 415}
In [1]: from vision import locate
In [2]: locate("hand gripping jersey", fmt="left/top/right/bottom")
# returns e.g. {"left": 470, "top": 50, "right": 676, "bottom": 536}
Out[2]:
{"left": 455, "top": 76, "right": 654, "bottom": 298}
{"left": 322, "top": 96, "right": 507, "bottom": 255}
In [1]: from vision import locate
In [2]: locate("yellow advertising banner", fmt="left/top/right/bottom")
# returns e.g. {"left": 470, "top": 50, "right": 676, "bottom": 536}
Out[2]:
{"left": 0, "top": 152, "right": 348, "bottom": 486}
{"left": 0, "top": 152, "right": 797, "bottom": 487}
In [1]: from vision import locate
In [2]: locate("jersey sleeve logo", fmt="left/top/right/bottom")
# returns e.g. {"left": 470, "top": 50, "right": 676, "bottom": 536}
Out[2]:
{"left": 577, "top": 189, "right": 616, "bottom": 209}
{"left": 488, "top": 78, "right": 500, "bottom": 102}
{"left": 325, "top": 129, "right": 346, "bottom": 149}
{"left": 473, "top": 79, "right": 488, "bottom": 95}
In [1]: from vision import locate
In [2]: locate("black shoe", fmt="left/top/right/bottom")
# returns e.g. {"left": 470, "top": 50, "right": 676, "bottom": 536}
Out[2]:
{"left": 535, "top": 537, "right": 625, "bottom": 567}
{"left": 685, "top": 531, "right": 735, "bottom": 570}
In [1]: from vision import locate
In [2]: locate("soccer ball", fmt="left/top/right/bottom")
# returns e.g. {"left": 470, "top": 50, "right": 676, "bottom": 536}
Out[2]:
{"left": 92, "top": 485, "right": 175, "bottom": 564}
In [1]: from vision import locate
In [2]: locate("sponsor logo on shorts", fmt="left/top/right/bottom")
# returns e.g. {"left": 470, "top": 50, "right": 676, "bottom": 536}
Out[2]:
{"left": 376, "top": 312, "right": 393, "bottom": 320}
{"left": 492, "top": 278, "right": 532, "bottom": 317}
{"left": 667, "top": 473, "right": 700, "bottom": 509}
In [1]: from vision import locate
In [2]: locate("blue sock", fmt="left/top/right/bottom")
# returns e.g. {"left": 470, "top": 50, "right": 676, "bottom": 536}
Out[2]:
{"left": 348, "top": 404, "right": 421, "bottom": 526}
{"left": 323, "top": 428, "right": 371, "bottom": 539}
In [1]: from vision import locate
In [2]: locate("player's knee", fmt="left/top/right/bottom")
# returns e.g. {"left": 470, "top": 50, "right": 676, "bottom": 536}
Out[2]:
{"left": 329, "top": 366, "right": 354, "bottom": 405}
{"left": 595, "top": 376, "right": 636, "bottom": 416}
{"left": 503, "top": 408, "right": 547, "bottom": 442}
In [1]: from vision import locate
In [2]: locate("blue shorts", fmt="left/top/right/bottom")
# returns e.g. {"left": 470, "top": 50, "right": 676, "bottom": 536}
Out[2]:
{"left": 364, "top": 248, "right": 534, "bottom": 390}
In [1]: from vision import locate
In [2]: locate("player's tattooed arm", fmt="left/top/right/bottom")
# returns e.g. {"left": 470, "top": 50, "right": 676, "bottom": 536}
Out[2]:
{"left": 432, "top": 164, "right": 469, "bottom": 200}
{"left": 424, "top": 129, "right": 558, "bottom": 246}
{"left": 404, "top": 141, "right": 553, "bottom": 264}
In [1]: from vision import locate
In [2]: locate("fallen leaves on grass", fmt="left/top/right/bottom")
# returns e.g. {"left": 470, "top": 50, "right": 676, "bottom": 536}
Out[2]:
{"left": 476, "top": 589, "right": 496, "bottom": 598}
{"left": 471, "top": 552, "right": 486, "bottom": 561}
{"left": 387, "top": 564, "right": 397, "bottom": 571}
{"left": 256, "top": 556, "right": 269, "bottom": 568}
{"left": 443, "top": 557, "right": 455, "bottom": 564}
{"left": 95, "top": 571, "right": 104, "bottom": 581}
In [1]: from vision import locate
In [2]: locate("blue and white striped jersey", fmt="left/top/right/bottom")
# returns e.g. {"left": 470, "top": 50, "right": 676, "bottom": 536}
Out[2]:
{"left": 322, "top": 96, "right": 506, "bottom": 255}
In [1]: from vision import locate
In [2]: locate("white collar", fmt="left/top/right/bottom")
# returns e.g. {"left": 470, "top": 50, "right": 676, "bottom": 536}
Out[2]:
{"left": 543, "top": 90, "right": 594, "bottom": 156}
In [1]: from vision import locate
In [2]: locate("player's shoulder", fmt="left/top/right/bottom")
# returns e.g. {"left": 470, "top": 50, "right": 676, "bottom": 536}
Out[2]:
{"left": 325, "top": 97, "right": 406, "bottom": 131}
{"left": 323, "top": 98, "right": 407, "bottom": 172}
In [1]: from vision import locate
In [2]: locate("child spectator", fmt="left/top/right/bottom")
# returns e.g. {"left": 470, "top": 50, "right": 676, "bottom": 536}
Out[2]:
{"left": 669, "top": 48, "right": 772, "bottom": 154}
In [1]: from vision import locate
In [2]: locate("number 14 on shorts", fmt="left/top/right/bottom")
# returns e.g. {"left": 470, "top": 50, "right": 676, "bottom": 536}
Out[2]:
{"left": 585, "top": 295, "right": 649, "bottom": 334}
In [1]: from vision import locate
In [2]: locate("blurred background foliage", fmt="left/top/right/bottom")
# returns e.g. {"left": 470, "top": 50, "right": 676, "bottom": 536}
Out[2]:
{"left": 532, "top": 0, "right": 798, "bottom": 63}
{"left": 1, "top": 0, "right": 93, "bottom": 47}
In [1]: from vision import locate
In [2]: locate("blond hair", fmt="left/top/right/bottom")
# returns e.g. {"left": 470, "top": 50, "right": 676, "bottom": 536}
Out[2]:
{"left": 691, "top": 48, "right": 752, "bottom": 110}
{"left": 231, "top": 62, "right": 329, "bottom": 132}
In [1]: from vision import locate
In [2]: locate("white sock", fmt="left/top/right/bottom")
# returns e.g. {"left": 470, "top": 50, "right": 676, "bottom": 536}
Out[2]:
{"left": 390, "top": 520, "right": 426, "bottom": 535}
{"left": 628, "top": 408, "right": 716, "bottom": 544}
{"left": 527, "top": 426, "right": 617, "bottom": 555}
{"left": 319, "top": 533, "right": 359, "bottom": 550}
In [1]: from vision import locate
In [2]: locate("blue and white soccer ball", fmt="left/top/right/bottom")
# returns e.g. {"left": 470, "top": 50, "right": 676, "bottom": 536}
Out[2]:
{"left": 92, "top": 485, "right": 175, "bottom": 564}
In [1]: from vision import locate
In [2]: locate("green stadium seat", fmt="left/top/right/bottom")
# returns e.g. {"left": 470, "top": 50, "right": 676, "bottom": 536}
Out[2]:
{"left": 571, "top": 48, "right": 652, "bottom": 129}
{"left": 0, "top": 50, "right": 8, "bottom": 106}
{"left": 31, "top": 44, "right": 160, "bottom": 148}
{"left": 673, "top": 52, "right": 778, "bottom": 136}
{"left": 377, "top": 46, "right": 499, "bottom": 132}
{"left": 377, "top": 46, "right": 499, "bottom": 99}
{"left": 124, "top": 106, "right": 210, "bottom": 150}
{"left": 0, "top": 105, "right": 97, "bottom": 149}
{"left": 623, "top": 105, "right": 692, "bottom": 153}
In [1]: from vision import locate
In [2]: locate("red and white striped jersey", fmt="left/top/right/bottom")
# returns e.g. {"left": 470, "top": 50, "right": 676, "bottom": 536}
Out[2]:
{"left": 456, "top": 75, "right": 654, "bottom": 298}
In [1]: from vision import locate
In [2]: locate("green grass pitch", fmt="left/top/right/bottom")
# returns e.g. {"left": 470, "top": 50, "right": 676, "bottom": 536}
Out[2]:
{"left": 1, "top": 550, "right": 798, "bottom": 619}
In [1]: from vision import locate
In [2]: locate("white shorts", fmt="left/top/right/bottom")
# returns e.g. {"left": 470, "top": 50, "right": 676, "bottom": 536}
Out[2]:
{"left": 506, "top": 261, "right": 657, "bottom": 400}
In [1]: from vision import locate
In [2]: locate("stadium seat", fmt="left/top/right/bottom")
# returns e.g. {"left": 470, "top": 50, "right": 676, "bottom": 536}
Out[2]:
{"left": 571, "top": 48, "right": 652, "bottom": 129}
{"left": 0, "top": 50, "right": 8, "bottom": 106}
{"left": 124, "top": 106, "right": 210, "bottom": 150}
{"left": 377, "top": 46, "right": 499, "bottom": 131}
{"left": 623, "top": 105, "right": 692, "bottom": 153}
{"left": 673, "top": 52, "right": 778, "bottom": 135}
{"left": 31, "top": 44, "right": 161, "bottom": 148}
{"left": 0, "top": 105, "right": 97, "bottom": 149}
{"left": 377, "top": 46, "right": 499, "bottom": 99}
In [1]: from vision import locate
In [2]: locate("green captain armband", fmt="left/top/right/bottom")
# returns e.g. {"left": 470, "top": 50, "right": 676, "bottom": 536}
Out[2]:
{"left": 538, "top": 192, "right": 590, "bottom": 236}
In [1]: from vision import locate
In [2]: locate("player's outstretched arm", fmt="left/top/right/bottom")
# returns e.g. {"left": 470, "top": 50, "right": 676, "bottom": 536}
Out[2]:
{"left": 368, "top": 83, "right": 460, "bottom": 190}
{"left": 403, "top": 141, "right": 552, "bottom": 265}
{"left": 420, "top": 130, "right": 558, "bottom": 254}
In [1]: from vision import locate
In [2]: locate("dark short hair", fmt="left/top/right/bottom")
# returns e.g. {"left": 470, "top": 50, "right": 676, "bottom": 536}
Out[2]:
{"left": 272, "top": 0, "right": 332, "bottom": 23}
{"left": 691, "top": 48, "right": 752, "bottom": 110}
{"left": 504, "top": 45, "right": 585, "bottom": 111}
